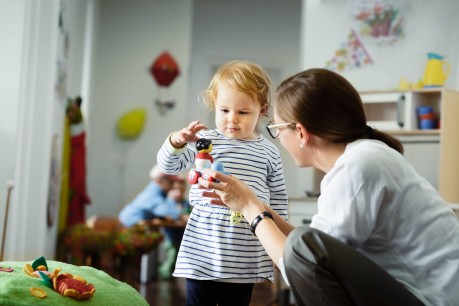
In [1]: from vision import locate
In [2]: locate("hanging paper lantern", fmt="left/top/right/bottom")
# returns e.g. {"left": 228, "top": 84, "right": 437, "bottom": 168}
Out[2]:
{"left": 149, "top": 51, "right": 180, "bottom": 87}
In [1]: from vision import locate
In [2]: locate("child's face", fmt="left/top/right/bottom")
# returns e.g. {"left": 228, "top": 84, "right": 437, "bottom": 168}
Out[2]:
{"left": 214, "top": 84, "right": 264, "bottom": 140}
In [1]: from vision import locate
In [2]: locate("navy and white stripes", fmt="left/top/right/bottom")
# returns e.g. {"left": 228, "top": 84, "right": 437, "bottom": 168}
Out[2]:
{"left": 157, "top": 129, "right": 288, "bottom": 282}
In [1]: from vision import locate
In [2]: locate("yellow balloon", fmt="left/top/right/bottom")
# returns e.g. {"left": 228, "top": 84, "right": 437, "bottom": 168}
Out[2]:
{"left": 116, "top": 108, "right": 147, "bottom": 139}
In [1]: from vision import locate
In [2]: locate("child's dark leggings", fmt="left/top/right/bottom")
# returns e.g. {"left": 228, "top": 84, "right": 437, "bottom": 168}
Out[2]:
{"left": 185, "top": 278, "right": 254, "bottom": 306}
{"left": 284, "top": 226, "right": 425, "bottom": 306}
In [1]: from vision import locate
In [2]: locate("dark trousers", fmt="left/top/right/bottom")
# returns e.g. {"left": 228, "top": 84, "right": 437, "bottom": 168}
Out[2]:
{"left": 185, "top": 278, "right": 254, "bottom": 306}
{"left": 163, "top": 228, "right": 185, "bottom": 249}
{"left": 284, "top": 226, "right": 425, "bottom": 306}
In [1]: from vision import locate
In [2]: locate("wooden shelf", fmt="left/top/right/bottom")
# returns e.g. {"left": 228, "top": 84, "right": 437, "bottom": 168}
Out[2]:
{"left": 359, "top": 88, "right": 459, "bottom": 204}
{"left": 359, "top": 87, "right": 444, "bottom": 95}
{"left": 385, "top": 129, "right": 440, "bottom": 136}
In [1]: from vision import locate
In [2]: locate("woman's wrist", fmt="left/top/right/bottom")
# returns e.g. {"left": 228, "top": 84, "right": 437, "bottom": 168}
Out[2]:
{"left": 249, "top": 211, "right": 273, "bottom": 236}
{"left": 242, "top": 199, "right": 267, "bottom": 224}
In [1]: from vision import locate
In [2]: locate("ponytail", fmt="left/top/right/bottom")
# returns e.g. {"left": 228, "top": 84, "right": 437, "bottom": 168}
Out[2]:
{"left": 370, "top": 128, "right": 404, "bottom": 154}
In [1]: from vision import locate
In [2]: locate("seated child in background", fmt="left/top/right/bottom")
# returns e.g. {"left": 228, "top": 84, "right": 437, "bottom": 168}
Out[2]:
{"left": 158, "top": 176, "right": 191, "bottom": 279}
{"left": 118, "top": 165, "right": 190, "bottom": 279}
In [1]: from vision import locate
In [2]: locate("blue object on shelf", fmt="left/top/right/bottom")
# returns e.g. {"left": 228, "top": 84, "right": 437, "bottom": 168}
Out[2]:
{"left": 416, "top": 106, "right": 433, "bottom": 116}
{"left": 420, "top": 119, "right": 436, "bottom": 129}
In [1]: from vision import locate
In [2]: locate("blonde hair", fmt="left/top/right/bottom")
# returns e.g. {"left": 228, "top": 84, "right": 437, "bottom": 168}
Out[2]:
{"left": 201, "top": 60, "right": 271, "bottom": 116}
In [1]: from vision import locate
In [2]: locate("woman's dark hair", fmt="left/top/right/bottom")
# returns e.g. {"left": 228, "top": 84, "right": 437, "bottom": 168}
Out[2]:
{"left": 274, "top": 68, "right": 403, "bottom": 154}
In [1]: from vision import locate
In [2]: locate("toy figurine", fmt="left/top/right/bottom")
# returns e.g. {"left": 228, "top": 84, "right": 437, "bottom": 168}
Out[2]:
{"left": 187, "top": 138, "right": 214, "bottom": 184}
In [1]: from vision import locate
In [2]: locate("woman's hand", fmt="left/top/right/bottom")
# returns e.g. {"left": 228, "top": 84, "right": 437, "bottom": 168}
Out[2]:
{"left": 170, "top": 120, "right": 208, "bottom": 148}
{"left": 198, "top": 169, "right": 265, "bottom": 221}
{"left": 200, "top": 169, "right": 291, "bottom": 267}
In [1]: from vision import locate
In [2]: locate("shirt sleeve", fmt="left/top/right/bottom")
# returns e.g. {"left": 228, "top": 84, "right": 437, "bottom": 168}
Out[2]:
{"left": 153, "top": 197, "right": 182, "bottom": 220}
{"left": 118, "top": 183, "right": 183, "bottom": 226}
{"left": 310, "top": 160, "right": 384, "bottom": 248}
{"left": 267, "top": 149, "right": 289, "bottom": 221}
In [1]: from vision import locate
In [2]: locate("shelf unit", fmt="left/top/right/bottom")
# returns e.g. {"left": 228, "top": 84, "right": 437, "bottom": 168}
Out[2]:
{"left": 360, "top": 88, "right": 459, "bottom": 204}
{"left": 360, "top": 88, "right": 445, "bottom": 131}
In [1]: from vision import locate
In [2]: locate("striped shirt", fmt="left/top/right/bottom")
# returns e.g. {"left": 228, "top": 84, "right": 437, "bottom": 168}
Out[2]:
{"left": 157, "top": 129, "right": 288, "bottom": 283}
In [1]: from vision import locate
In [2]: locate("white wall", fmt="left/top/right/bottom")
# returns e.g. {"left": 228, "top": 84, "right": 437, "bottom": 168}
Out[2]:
{"left": 86, "top": 0, "right": 194, "bottom": 217}
{"left": 0, "top": 0, "right": 26, "bottom": 257}
{"left": 302, "top": 0, "right": 459, "bottom": 91}
{"left": 188, "top": 0, "right": 302, "bottom": 124}
{"left": 65, "top": 1, "right": 90, "bottom": 99}
{"left": 0, "top": 0, "right": 25, "bottom": 200}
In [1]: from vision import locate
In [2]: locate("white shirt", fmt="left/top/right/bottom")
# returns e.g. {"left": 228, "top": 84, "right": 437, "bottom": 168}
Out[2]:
{"left": 311, "top": 139, "right": 459, "bottom": 306}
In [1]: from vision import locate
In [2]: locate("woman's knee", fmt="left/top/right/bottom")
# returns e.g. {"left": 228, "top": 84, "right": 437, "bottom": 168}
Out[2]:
{"left": 284, "top": 226, "right": 321, "bottom": 268}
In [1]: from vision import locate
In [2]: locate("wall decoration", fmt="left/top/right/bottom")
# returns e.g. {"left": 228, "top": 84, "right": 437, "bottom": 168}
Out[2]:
{"left": 66, "top": 97, "right": 91, "bottom": 227}
{"left": 149, "top": 51, "right": 180, "bottom": 115}
{"left": 116, "top": 108, "right": 147, "bottom": 140}
{"left": 325, "top": 29, "right": 373, "bottom": 72}
{"left": 55, "top": 0, "right": 69, "bottom": 104}
{"left": 351, "top": 0, "right": 405, "bottom": 44}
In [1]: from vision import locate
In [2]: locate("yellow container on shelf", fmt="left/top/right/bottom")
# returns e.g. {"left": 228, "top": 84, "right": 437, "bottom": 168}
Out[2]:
{"left": 423, "top": 52, "right": 450, "bottom": 87}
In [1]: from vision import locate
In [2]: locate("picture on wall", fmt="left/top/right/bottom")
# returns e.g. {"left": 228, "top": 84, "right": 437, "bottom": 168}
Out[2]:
{"left": 325, "top": 29, "right": 373, "bottom": 72}
{"left": 350, "top": 0, "right": 405, "bottom": 45}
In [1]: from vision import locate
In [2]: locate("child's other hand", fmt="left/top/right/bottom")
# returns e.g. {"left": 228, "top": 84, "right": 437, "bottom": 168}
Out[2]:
{"left": 170, "top": 120, "right": 208, "bottom": 148}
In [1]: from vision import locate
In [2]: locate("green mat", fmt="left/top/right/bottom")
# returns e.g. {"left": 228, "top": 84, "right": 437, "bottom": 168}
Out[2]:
{"left": 0, "top": 260, "right": 148, "bottom": 306}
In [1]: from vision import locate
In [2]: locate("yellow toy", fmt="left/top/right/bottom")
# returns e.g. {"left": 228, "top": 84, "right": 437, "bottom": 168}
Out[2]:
{"left": 116, "top": 108, "right": 147, "bottom": 139}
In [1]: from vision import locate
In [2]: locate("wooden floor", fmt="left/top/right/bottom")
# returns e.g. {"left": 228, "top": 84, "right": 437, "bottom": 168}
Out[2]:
{"left": 130, "top": 277, "right": 282, "bottom": 306}
{"left": 92, "top": 255, "right": 296, "bottom": 306}
{"left": 94, "top": 255, "right": 289, "bottom": 306}
{"left": 84, "top": 238, "right": 293, "bottom": 306}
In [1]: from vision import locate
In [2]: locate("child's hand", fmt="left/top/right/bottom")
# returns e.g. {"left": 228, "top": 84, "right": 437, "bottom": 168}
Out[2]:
{"left": 170, "top": 120, "right": 208, "bottom": 148}
{"left": 168, "top": 188, "right": 184, "bottom": 202}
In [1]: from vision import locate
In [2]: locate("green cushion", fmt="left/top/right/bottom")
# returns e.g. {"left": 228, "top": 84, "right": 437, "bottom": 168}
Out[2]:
{"left": 0, "top": 260, "right": 148, "bottom": 305}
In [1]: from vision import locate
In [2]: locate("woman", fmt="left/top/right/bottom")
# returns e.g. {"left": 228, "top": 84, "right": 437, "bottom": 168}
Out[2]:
{"left": 198, "top": 68, "right": 459, "bottom": 306}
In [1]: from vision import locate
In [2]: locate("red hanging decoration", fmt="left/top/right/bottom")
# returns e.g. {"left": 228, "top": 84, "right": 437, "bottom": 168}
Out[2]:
{"left": 149, "top": 51, "right": 180, "bottom": 116}
{"left": 149, "top": 51, "right": 180, "bottom": 87}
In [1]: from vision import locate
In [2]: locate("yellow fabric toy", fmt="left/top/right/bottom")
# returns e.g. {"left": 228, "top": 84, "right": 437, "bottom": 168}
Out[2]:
{"left": 116, "top": 108, "right": 147, "bottom": 139}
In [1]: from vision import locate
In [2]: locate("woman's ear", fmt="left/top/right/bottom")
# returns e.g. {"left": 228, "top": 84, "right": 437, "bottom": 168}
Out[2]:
{"left": 296, "top": 123, "right": 309, "bottom": 147}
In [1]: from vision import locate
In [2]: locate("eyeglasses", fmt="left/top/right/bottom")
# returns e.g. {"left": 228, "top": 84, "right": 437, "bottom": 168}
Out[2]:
{"left": 266, "top": 121, "right": 296, "bottom": 139}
